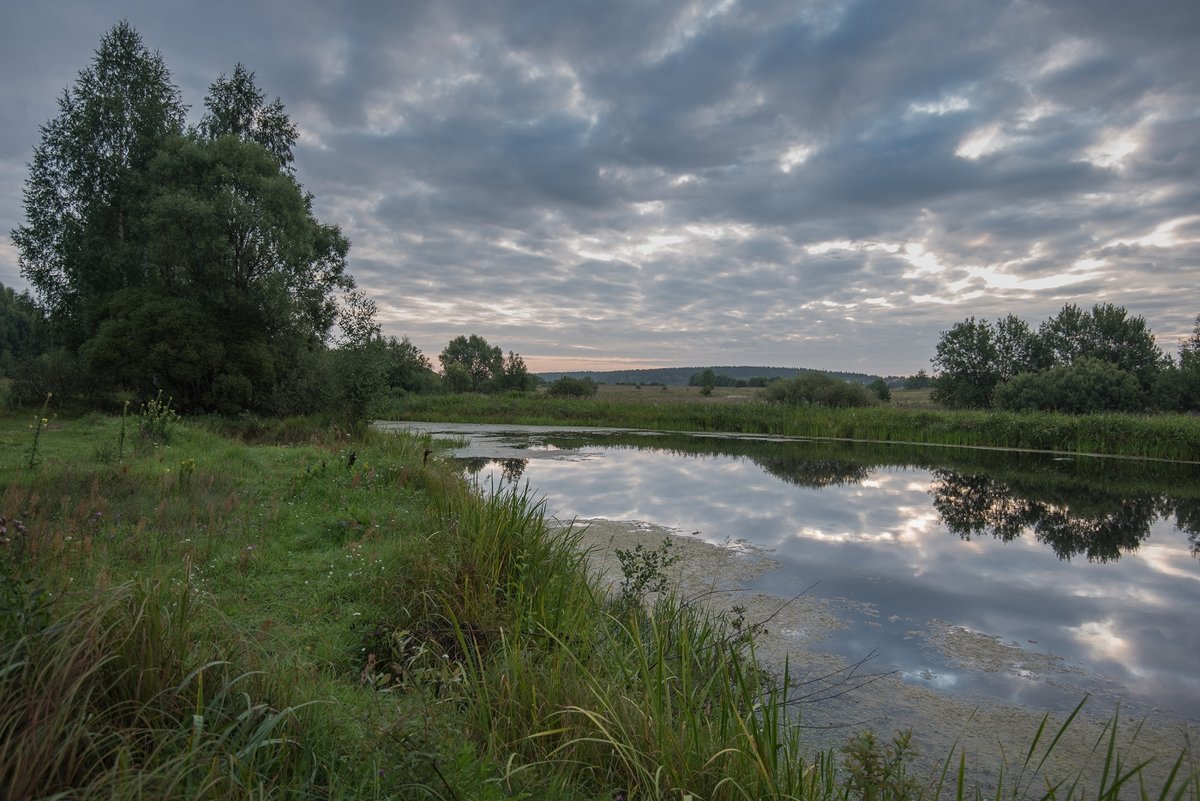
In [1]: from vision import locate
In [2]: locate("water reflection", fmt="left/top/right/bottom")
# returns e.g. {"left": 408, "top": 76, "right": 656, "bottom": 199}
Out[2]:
{"left": 930, "top": 471, "right": 1160, "bottom": 563}
{"left": 387, "top": 422, "right": 1200, "bottom": 720}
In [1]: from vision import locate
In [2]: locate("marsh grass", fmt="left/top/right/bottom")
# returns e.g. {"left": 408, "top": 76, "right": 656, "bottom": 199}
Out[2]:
{"left": 0, "top": 579, "right": 318, "bottom": 801}
{"left": 386, "top": 393, "right": 1200, "bottom": 462}
{"left": 1, "top": 410, "right": 1196, "bottom": 799}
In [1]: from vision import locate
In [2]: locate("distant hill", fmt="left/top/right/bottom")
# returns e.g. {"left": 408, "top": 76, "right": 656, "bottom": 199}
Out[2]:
{"left": 536, "top": 365, "right": 882, "bottom": 386}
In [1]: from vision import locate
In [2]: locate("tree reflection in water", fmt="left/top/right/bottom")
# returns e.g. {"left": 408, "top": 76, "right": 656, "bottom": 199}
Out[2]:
{"left": 930, "top": 470, "right": 1170, "bottom": 562}
{"left": 456, "top": 429, "right": 1200, "bottom": 564}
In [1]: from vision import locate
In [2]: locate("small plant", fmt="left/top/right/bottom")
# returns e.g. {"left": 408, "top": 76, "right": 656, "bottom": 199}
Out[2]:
{"left": 94, "top": 401, "right": 132, "bottom": 463}
{"left": 614, "top": 536, "right": 681, "bottom": 612}
{"left": 138, "top": 391, "right": 179, "bottom": 446}
{"left": 841, "top": 729, "right": 921, "bottom": 801}
{"left": 178, "top": 457, "right": 196, "bottom": 490}
{"left": 117, "top": 399, "right": 129, "bottom": 459}
{"left": 25, "top": 392, "right": 52, "bottom": 469}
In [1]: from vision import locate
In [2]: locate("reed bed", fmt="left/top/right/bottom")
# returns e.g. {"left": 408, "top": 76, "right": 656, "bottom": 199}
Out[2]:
{"left": 386, "top": 393, "right": 1200, "bottom": 461}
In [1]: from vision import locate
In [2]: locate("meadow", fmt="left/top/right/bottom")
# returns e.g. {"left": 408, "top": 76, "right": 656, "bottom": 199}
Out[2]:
{"left": 2, "top": 409, "right": 1197, "bottom": 799}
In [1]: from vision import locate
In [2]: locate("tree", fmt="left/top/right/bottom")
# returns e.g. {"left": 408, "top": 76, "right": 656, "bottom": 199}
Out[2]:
{"left": 439, "top": 335, "right": 503, "bottom": 392}
{"left": 93, "top": 131, "right": 351, "bottom": 410}
{"left": 496, "top": 351, "right": 536, "bottom": 392}
{"left": 12, "top": 21, "right": 187, "bottom": 343}
{"left": 78, "top": 288, "right": 226, "bottom": 410}
{"left": 1182, "top": 314, "right": 1200, "bottom": 368}
{"left": 332, "top": 289, "right": 387, "bottom": 423}
{"left": 444, "top": 363, "right": 473, "bottom": 393}
{"left": 200, "top": 63, "right": 298, "bottom": 172}
{"left": 992, "top": 314, "right": 1047, "bottom": 380}
{"left": 383, "top": 336, "right": 438, "bottom": 394}
{"left": 1157, "top": 314, "right": 1200, "bottom": 411}
{"left": 0, "top": 283, "right": 49, "bottom": 376}
{"left": 1039, "top": 303, "right": 1164, "bottom": 391}
{"left": 868, "top": 378, "right": 891, "bottom": 402}
{"left": 902, "top": 370, "right": 933, "bottom": 390}
{"left": 930, "top": 317, "right": 1000, "bottom": 408}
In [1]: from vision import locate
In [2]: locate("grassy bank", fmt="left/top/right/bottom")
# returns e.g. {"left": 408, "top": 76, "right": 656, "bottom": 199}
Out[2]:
{"left": 1, "top": 411, "right": 1196, "bottom": 799}
{"left": 384, "top": 388, "right": 1200, "bottom": 461}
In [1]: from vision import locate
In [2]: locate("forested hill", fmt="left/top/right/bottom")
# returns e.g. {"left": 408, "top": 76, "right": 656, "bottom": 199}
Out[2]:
{"left": 536, "top": 366, "right": 881, "bottom": 386}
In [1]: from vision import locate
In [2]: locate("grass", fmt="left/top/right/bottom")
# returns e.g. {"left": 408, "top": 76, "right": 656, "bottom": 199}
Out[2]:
{"left": 382, "top": 388, "right": 1200, "bottom": 462}
{"left": 1, "top": 410, "right": 1196, "bottom": 799}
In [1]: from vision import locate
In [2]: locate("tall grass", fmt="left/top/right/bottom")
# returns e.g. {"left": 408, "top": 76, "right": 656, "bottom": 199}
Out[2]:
{"left": 0, "top": 579, "right": 318, "bottom": 801}
{"left": 385, "top": 394, "right": 1200, "bottom": 462}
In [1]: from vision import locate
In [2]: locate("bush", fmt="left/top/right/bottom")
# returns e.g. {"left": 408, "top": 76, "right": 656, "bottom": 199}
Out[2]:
{"left": 761, "top": 372, "right": 878, "bottom": 408}
{"left": 546, "top": 375, "right": 598, "bottom": 398}
{"left": 1153, "top": 363, "right": 1200, "bottom": 412}
{"left": 993, "top": 358, "right": 1144, "bottom": 414}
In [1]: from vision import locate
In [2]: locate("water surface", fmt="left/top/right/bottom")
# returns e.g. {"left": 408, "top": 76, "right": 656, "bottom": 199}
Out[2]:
{"left": 383, "top": 422, "right": 1200, "bottom": 724}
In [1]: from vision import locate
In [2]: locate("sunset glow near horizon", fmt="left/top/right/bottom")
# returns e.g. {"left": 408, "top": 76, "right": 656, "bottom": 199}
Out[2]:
{"left": 1, "top": 1, "right": 1197, "bottom": 375}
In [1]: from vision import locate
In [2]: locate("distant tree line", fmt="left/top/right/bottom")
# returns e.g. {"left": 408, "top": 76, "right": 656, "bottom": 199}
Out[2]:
{"left": 687, "top": 369, "right": 780, "bottom": 389}
{"left": 931, "top": 304, "right": 1200, "bottom": 413}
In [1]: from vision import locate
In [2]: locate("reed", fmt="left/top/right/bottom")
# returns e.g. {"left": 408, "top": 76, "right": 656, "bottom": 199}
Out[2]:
{"left": 385, "top": 393, "right": 1200, "bottom": 461}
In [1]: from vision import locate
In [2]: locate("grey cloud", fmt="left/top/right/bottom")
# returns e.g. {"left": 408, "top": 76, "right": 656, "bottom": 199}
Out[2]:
{"left": 1, "top": 0, "right": 1197, "bottom": 373}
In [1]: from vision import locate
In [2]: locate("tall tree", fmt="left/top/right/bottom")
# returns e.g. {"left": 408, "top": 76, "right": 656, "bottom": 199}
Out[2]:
{"left": 992, "top": 314, "right": 1047, "bottom": 380}
{"left": 127, "top": 130, "right": 351, "bottom": 408}
{"left": 930, "top": 317, "right": 1000, "bottom": 408}
{"left": 200, "top": 63, "right": 298, "bottom": 172}
{"left": 1039, "top": 303, "right": 1164, "bottom": 390}
{"left": 12, "top": 23, "right": 353, "bottom": 411}
{"left": 496, "top": 351, "right": 536, "bottom": 392}
{"left": 1160, "top": 313, "right": 1200, "bottom": 411}
{"left": 383, "top": 336, "right": 437, "bottom": 393}
{"left": 0, "top": 283, "right": 49, "bottom": 375}
{"left": 11, "top": 21, "right": 186, "bottom": 342}
{"left": 440, "top": 335, "right": 503, "bottom": 392}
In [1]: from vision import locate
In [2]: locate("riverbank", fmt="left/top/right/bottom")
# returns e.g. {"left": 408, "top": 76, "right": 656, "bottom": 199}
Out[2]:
{"left": 2, "top": 411, "right": 1196, "bottom": 799}
{"left": 385, "top": 390, "right": 1200, "bottom": 462}
{"left": 573, "top": 519, "right": 1200, "bottom": 794}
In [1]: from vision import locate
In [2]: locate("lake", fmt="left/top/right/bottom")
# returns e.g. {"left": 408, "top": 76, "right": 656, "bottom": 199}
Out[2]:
{"left": 381, "top": 421, "right": 1200, "bottom": 767}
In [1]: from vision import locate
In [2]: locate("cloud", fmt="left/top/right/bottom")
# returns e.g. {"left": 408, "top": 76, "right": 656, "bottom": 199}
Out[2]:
{"left": 0, "top": 0, "right": 1197, "bottom": 371}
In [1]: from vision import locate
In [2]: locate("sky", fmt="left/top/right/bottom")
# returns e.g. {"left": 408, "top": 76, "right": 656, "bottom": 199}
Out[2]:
{"left": 1, "top": 1, "right": 1198, "bottom": 375}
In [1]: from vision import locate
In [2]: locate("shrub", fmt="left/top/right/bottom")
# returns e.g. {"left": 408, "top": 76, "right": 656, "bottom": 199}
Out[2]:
{"left": 993, "top": 358, "right": 1144, "bottom": 414}
{"left": 547, "top": 375, "right": 599, "bottom": 398}
{"left": 761, "top": 372, "right": 878, "bottom": 408}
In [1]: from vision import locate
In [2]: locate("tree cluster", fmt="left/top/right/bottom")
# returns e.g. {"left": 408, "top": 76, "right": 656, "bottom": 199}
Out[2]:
{"left": 760, "top": 372, "right": 879, "bottom": 408}
{"left": 931, "top": 304, "right": 1199, "bottom": 413}
{"left": 8, "top": 22, "right": 360, "bottom": 414}
{"left": 438, "top": 335, "right": 536, "bottom": 394}
{"left": 5, "top": 24, "right": 550, "bottom": 420}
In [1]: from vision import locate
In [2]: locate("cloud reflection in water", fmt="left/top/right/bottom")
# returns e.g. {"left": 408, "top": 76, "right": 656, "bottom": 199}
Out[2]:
{"left": 452, "top": 428, "right": 1200, "bottom": 720}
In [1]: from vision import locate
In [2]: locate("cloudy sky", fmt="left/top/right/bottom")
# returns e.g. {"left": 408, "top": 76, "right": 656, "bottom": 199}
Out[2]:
{"left": 1, "top": 1, "right": 1197, "bottom": 375}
